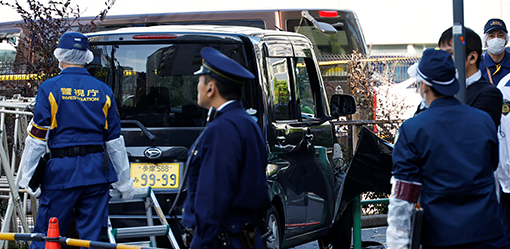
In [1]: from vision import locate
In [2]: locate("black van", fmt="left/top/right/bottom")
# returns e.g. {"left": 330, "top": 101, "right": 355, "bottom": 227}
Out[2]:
{"left": 85, "top": 25, "right": 356, "bottom": 249}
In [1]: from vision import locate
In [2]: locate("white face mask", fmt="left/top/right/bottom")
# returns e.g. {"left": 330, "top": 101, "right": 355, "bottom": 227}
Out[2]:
{"left": 487, "top": 38, "right": 506, "bottom": 55}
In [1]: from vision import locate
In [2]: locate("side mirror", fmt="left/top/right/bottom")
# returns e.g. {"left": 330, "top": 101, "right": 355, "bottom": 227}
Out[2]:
{"left": 301, "top": 11, "right": 338, "bottom": 35}
{"left": 330, "top": 94, "right": 356, "bottom": 118}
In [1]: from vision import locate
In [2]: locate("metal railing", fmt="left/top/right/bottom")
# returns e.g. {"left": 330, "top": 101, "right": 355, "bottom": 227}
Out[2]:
{"left": 0, "top": 96, "right": 34, "bottom": 249}
{"left": 317, "top": 53, "right": 422, "bottom": 83}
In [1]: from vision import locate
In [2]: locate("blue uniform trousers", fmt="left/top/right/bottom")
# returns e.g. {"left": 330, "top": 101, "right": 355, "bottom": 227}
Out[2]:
{"left": 229, "top": 230, "right": 264, "bottom": 249}
{"left": 500, "top": 190, "right": 510, "bottom": 236}
{"left": 30, "top": 184, "right": 110, "bottom": 249}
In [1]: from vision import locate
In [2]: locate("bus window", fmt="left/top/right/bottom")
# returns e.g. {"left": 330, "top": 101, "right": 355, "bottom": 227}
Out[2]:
{"left": 0, "top": 41, "right": 16, "bottom": 73}
{"left": 287, "top": 18, "right": 362, "bottom": 55}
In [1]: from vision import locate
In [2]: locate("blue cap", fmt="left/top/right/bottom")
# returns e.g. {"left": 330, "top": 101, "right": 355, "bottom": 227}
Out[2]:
{"left": 417, "top": 48, "right": 459, "bottom": 96}
{"left": 484, "top": 19, "right": 507, "bottom": 33}
{"left": 57, "top": 32, "right": 89, "bottom": 51}
{"left": 194, "top": 47, "right": 254, "bottom": 85}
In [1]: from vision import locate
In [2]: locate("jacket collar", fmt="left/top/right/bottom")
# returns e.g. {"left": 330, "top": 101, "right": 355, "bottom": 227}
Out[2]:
{"left": 217, "top": 100, "right": 242, "bottom": 115}
{"left": 483, "top": 51, "right": 510, "bottom": 68}
{"left": 428, "top": 96, "right": 461, "bottom": 108}
{"left": 466, "top": 70, "right": 482, "bottom": 88}
{"left": 217, "top": 100, "right": 236, "bottom": 111}
{"left": 60, "top": 67, "right": 90, "bottom": 75}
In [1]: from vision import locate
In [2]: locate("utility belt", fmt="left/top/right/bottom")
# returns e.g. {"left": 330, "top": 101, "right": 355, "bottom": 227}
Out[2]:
{"left": 50, "top": 145, "right": 110, "bottom": 171}
{"left": 29, "top": 145, "right": 109, "bottom": 190}
{"left": 49, "top": 145, "right": 104, "bottom": 158}
{"left": 218, "top": 223, "right": 258, "bottom": 249}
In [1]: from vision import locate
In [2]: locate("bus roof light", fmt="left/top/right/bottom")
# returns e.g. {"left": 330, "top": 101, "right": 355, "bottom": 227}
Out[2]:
{"left": 318, "top": 11, "right": 338, "bottom": 18}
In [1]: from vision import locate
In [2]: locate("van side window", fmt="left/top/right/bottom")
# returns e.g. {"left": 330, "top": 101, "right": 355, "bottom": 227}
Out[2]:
{"left": 294, "top": 57, "right": 316, "bottom": 119}
{"left": 268, "top": 57, "right": 294, "bottom": 120}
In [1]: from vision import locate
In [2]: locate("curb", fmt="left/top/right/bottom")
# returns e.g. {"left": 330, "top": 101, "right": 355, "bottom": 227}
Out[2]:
{"left": 361, "top": 214, "right": 387, "bottom": 228}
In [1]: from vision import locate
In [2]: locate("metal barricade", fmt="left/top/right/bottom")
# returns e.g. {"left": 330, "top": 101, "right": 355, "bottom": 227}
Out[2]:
{"left": 0, "top": 96, "right": 34, "bottom": 249}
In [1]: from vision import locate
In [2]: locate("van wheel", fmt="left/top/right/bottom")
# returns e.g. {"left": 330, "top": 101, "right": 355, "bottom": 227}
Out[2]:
{"left": 265, "top": 205, "right": 282, "bottom": 249}
{"left": 318, "top": 202, "right": 353, "bottom": 249}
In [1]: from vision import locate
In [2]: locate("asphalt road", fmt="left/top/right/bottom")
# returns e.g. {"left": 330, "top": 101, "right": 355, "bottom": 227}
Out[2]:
{"left": 291, "top": 226, "right": 388, "bottom": 249}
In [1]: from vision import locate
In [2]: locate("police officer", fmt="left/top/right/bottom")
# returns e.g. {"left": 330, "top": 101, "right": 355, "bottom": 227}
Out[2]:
{"left": 387, "top": 49, "right": 509, "bottom": 248}
{"left": 18, "top": 32, "right": 134, "bottom": 249}
{"left": 182, "top": 47, "right": 270, "bottom": 249}
{"left": 480, "top": 18, "right": 510, "bottom": 86}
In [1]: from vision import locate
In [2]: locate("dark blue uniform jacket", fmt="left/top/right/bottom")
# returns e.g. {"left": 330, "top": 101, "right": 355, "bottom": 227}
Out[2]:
{"left": 32, "top": 67, "right": 118, "bottom": 190}
{"left": 480, "top": 52, "right": 510, "bottom": 86}
{"left": 182, "top": 101, "right": 270, "bottom": 249}
{"left": 393, "top": 97, "right": 503, "bottom": 247}
{"left": 465, "top": 76, "right": 503, "bottom": 128}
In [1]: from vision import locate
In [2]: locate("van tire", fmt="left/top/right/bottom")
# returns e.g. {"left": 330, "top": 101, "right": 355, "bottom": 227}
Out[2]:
{"left": 265, "top": 205, "right": 282, "bottom": 249}
{"left": 318, "top": 201, "right": 353, "bottom": 249}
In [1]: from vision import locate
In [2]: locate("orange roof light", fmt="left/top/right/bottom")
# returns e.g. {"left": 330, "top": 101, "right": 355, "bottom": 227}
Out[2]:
{"left": 133, "top": 34, "right": 177, "bottom": 39}
{"left": 318, "top": 11, "right": 338, "bottom": 18}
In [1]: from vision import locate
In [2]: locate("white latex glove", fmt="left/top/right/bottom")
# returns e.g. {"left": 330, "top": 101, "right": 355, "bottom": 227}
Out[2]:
{"left": 386, "top": 196, "right": 414, "bottom": 249}
{"left": 26, "top": 187, "right": 41, "bottom": 198}
{"left": 19, "top": 136, "right": 47, "bottom": 188}
{"left": 106, "top": 135, "right": 134, "bottom": 195}
{"left": 120, "top": 188, "right": 134, "bottom": 200}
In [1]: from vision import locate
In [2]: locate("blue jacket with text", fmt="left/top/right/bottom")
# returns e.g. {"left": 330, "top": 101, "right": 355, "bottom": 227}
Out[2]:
{"left": 32, "top": 67, "right": 118, "bottom": 190}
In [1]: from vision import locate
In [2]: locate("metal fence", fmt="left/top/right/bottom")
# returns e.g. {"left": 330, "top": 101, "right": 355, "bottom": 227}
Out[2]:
{"left": 0, "top": 60, "right": 36, "bottom": 98}
{"left": 317, "top": 53, "right": 422, "bottom": 84}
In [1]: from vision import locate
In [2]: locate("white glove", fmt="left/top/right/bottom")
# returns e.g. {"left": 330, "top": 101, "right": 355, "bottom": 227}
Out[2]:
{"left": 106, "top": 136, "right": 134, "bottom": 195}
{"left": 386, "top": 196, "right": 414, "bottom": 249}
{"left": 19, "top": 135, "right": 47, "bottom": 188}
{"left": 120, "top": 188, "right": 134, "bottom": 200}
{"left": 26, "top": 187, "right": 41, "bottom": 198}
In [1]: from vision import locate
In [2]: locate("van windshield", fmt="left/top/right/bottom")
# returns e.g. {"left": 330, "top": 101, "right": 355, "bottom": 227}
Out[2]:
{"left": 287, "top": 17, "right": 364, "bottom": 55}
{"left": 86, "top": 43, "right": 248, "bottom": 128}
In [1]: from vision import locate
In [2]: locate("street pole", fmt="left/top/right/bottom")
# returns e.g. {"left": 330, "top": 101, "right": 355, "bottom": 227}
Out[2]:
{"left": 453, "top": 0, "right": 466, "bottom": 103}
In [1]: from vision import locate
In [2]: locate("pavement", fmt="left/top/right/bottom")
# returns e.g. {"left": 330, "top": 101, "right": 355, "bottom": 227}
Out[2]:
{"left": 292, "top": 226, "right": 388, "bottom": 249}
{"left": 291, "top": 214, "right": 389, "bottom": 249}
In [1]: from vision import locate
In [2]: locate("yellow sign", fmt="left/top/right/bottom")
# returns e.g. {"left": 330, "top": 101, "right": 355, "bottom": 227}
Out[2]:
{"left": 131, "top": 163, "right": 180, "bottom": 189}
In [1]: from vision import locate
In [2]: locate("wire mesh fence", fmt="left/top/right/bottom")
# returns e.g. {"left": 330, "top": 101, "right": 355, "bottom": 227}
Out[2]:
{"left": 317, "top": 53, "right": 422, "bottom": 83}
{"left": 0, "top": 60, "right": 37, "bottom": 98}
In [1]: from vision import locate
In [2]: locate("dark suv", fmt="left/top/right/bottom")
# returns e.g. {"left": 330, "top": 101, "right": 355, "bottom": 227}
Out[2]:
{"left": 85, "top": 25, "right": 356, "bottom": 249}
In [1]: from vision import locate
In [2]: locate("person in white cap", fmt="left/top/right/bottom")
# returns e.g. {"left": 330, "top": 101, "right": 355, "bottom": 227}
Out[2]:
{"left": 387, "top": 48, "right": 508, "bottom": 249}
{"left": 18, "top": 32, "right": 134, "bottom": 249}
